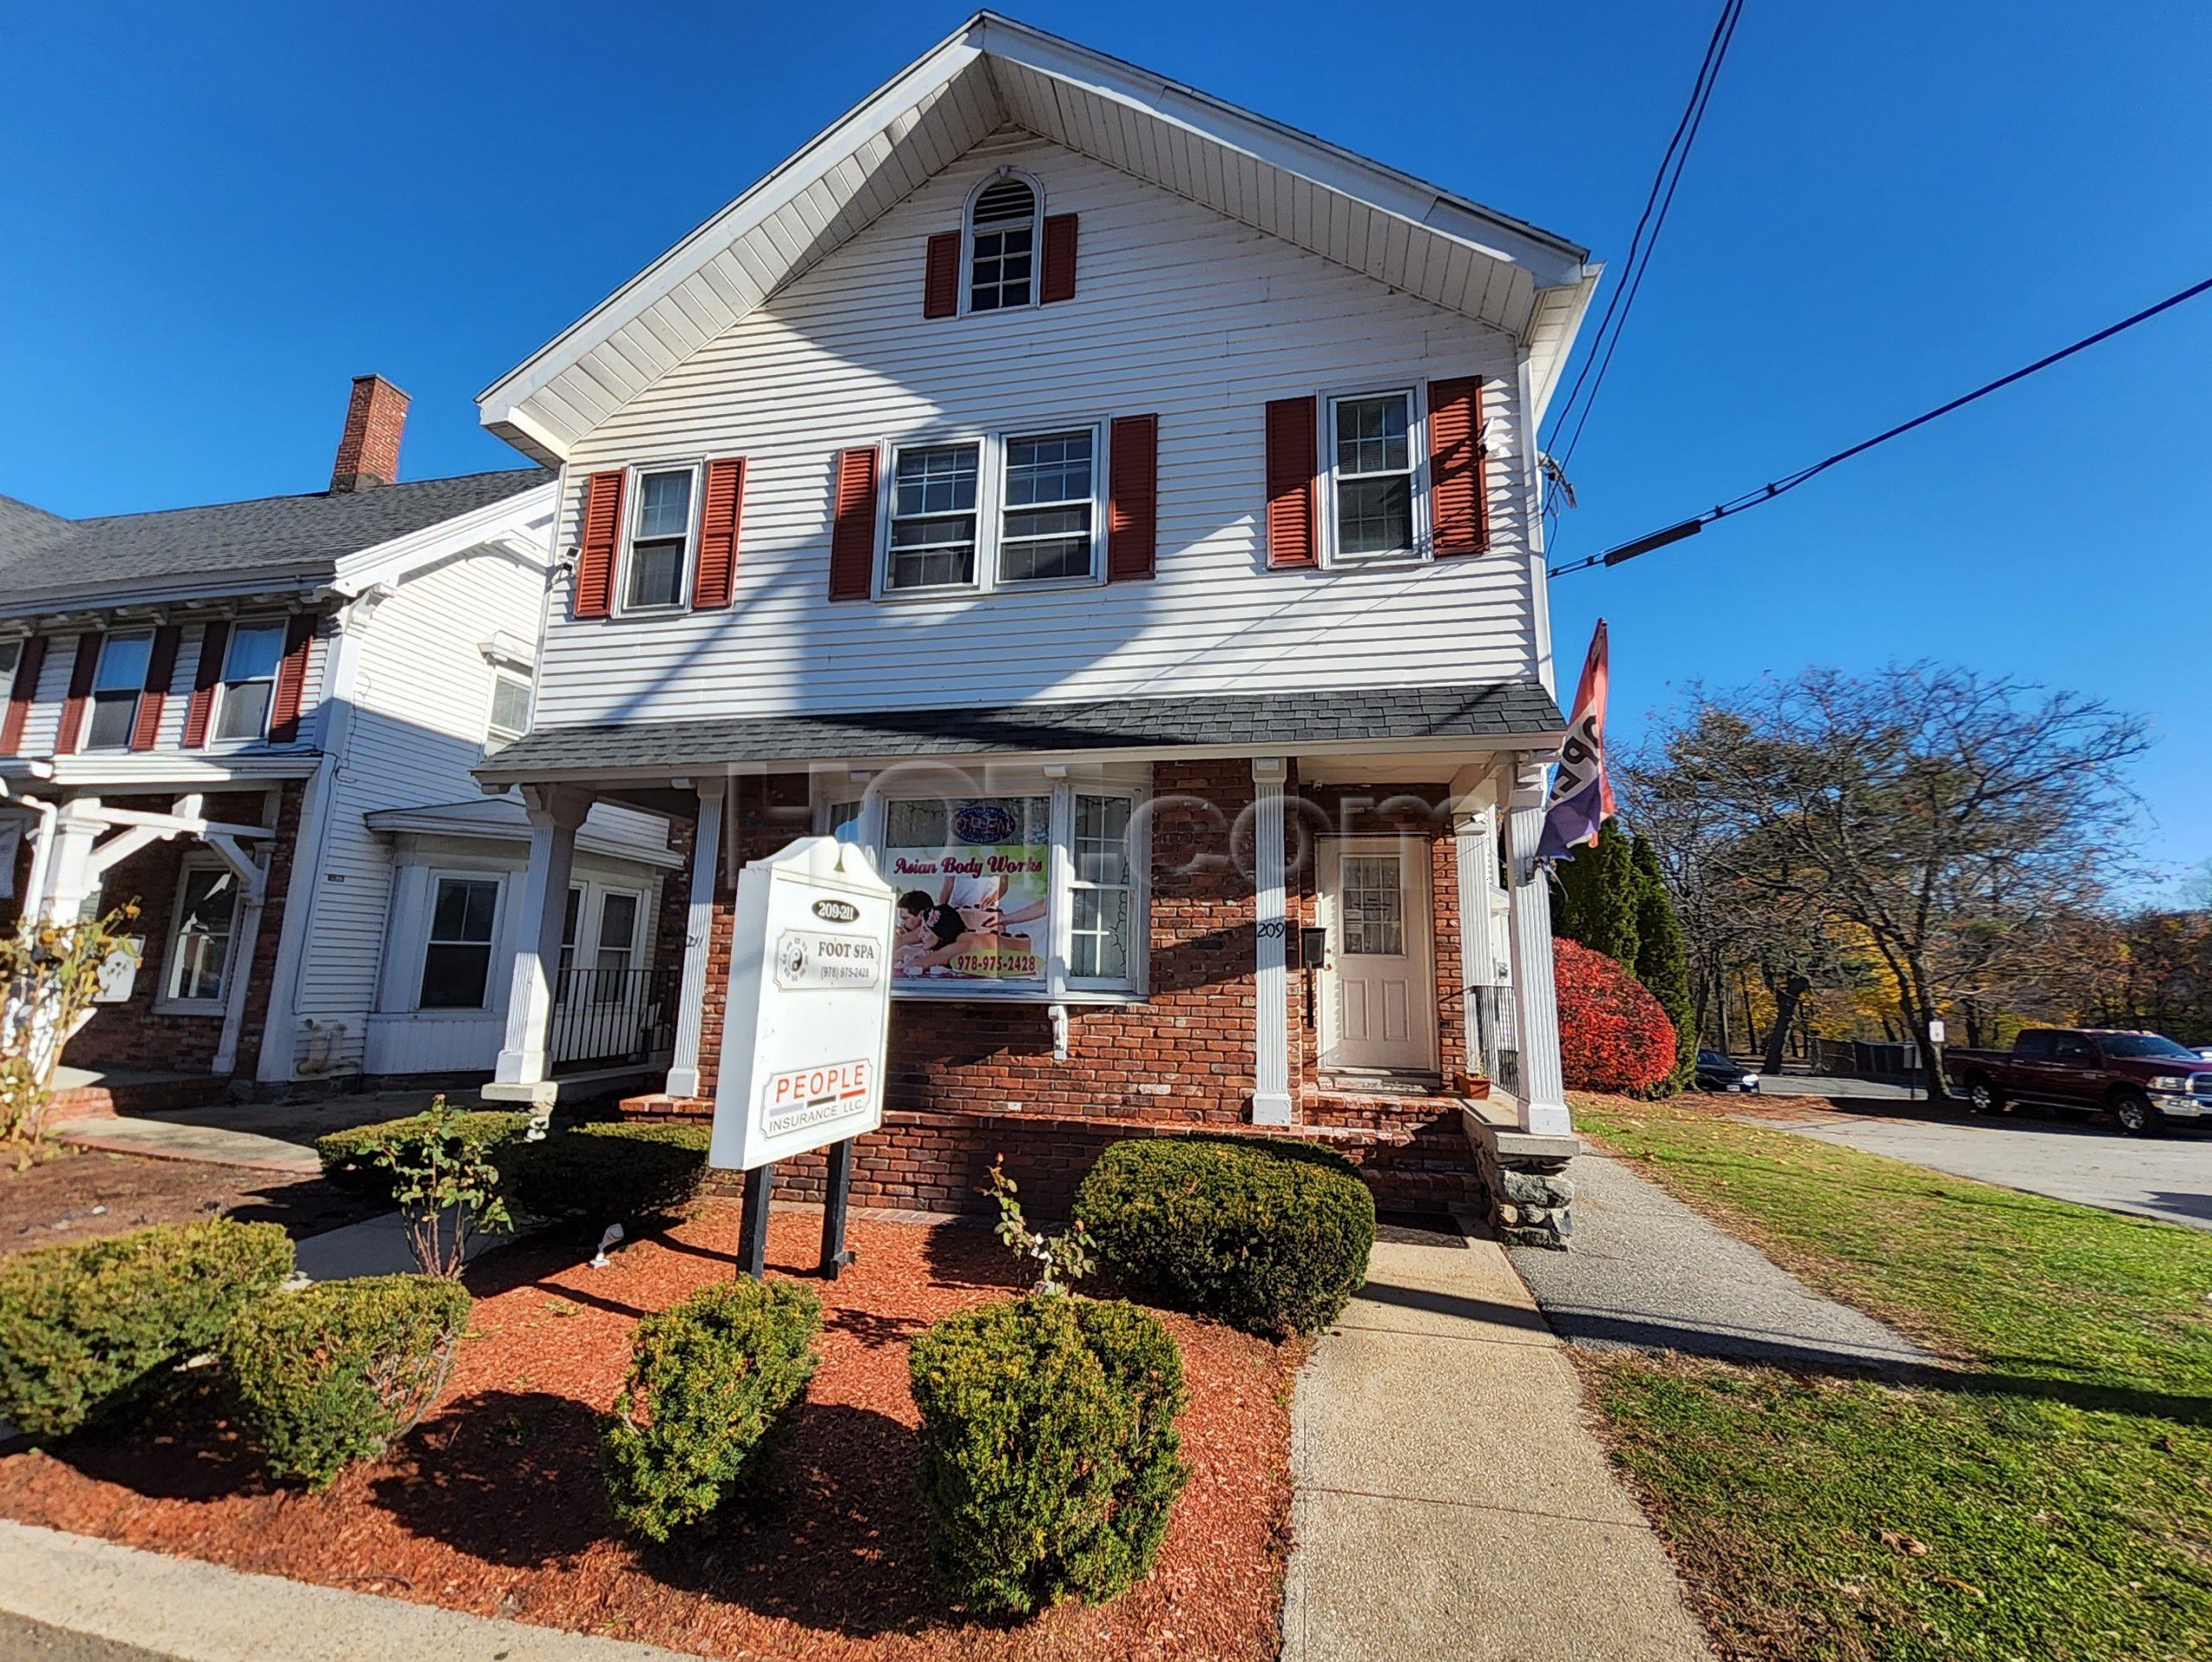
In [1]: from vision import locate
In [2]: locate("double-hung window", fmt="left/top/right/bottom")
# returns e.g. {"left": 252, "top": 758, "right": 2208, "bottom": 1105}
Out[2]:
{"left": 625, "top": 464, "right": 698, "bottom": 610}
{"left": 884, "top": 426, "right": 1102, "bottom": 595}
{"left": 418, "top": 876, "right": 500, "bottom": 1009}
{"left": 1069, "top": 794, "right": 1137, "bottom": 984}
{"left": 887, "top": 443, "right": 980, "bottom": 591}
{"left": 484, "top": 670, "right": 531, "bottom": 754}
{"left": 163, "top": 860, "right": 238, "bottom": 1005}
{"left": 968, "top": 176, "right": 1036, "bottom": 311}
{"left": 213, "top": 621, "right": 288, "bottom": 742}
{"left": 1327, "top": 390, "right": 1418, "bottom": 560}
{"left": 86, "top": 632, "right": 153, "bottom": 751}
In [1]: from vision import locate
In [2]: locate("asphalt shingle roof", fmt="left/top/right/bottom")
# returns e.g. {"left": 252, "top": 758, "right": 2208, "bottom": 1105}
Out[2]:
{"left": 478, "top": 682, "right": 1567, "bottom": 780}
{"left": 0, "top": 468, "right": 552, "bottom": 603}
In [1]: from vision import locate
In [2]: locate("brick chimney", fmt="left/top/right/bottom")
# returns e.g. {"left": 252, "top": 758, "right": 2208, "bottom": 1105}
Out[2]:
{"left": 329, "top": 373, "right": 409, "bottom": 493}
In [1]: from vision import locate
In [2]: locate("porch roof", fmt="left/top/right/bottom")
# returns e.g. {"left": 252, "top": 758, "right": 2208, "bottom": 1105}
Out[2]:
{"left": 474, "top": 681, "right": 1566, "bottom": 786}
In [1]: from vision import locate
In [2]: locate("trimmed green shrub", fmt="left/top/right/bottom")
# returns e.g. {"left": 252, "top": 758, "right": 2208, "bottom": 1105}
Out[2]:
{"left": 219, "top": 1275, "right": 470, "bottom": 1487}
{"left": 505, "top": 1121, "right": 710, "bottom": 1225}
{"left": 0, "top": 1219, "right": 294, "bottom": 1438}
{"left": 601, "top": 1277, "right": 822, "bottom": 1543}
{"left": 909, "top": 1295, "right": 1188, "bottom": 1616}
{"left": 315, "top": 1109, "right": 534, "bottom": 1199}
{"left": 1072, "top": 1137, "right": 1376, "bottom": 1339}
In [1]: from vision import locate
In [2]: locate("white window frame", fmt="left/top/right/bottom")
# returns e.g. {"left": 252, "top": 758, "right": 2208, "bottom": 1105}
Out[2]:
{"left": 484, "top": 667, "right": 531, "bottom": 755}
{"left": 816, "top": 768, "right": 1150, "bottom": 1003}
{"left": 416, "top": 869, "right": 507, "bottom": 1012}
{"left": 1320, "top": 383, "right": 1430, "bottom": 569}
{"left": 85, "top": 630, "right": 155, "bottom": 753}
{"left": 0, "top": 638, "right": 22, "bottom": 688}
{"left": 874, "top": 421, "right": 1106, "bottom": 600}
{"left": 963, "top": 169, "right": 1044, "bottom": 317}
{"left": 211, "top": 617, "right": 290, "bottom": 745}
{"left": 153, "top": 854, "right": 241, "bottom": 1012}
{"left": 618, "top": 458, "right": 703, "bottom": 615}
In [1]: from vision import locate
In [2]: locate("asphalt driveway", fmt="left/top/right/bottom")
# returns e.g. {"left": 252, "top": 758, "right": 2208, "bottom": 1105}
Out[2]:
{"left": 1755, "top": 1105, "right": 2212, "bottom": 1231}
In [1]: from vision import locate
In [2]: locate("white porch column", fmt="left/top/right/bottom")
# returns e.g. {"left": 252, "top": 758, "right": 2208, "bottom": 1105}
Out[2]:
{"left": 210, "top": 853, "right": 270, "bottom": 1078}
{"left": 663, "top": 777, "right": 725, "bottom": 1101}
{"left": 39, "top": 799, "right": 105, "bottom": 922}
{"left": 1502, "top": 760, "right": 1572, "bottom": 1135}
{"left": 491, "top": 785, "right": 589, "bottom": 1098}
{"left": 1249, "top": 756, "right": 1292, "bottom": 1126}
{"left": 1452, "top": 801, "right": 1503, "bottom": 1084}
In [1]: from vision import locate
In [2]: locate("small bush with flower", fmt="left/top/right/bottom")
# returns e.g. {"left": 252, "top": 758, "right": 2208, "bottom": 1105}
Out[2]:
{"left": 0, "top": 901, "right": 142, "bottom": 1159}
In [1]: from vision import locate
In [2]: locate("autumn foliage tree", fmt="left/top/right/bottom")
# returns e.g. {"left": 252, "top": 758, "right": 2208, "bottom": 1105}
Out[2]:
{"left": 1554, "top": 939, "right": 1677, "bottom": 1095}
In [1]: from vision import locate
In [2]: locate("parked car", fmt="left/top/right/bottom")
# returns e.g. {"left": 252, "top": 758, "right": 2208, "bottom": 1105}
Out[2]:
{"left": 1942, "top": 1028, "right": 2212, "bottom": 1135}
{"left": 1695, "top": 1049, "right": 1759, "bottom": 1093}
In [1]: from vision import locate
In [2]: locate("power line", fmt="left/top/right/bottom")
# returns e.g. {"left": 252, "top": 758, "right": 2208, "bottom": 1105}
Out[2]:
{"left": 1541, "top": 0, "right": 1744, "bottom": 470}
{"left": 1548, "top": 271, "right": 2212, "bottom": 578}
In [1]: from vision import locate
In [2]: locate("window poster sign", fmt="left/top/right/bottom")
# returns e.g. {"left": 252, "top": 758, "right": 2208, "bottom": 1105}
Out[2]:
{"left": 886, "top": 797, "right": 1050, "bottom": 984}
{"left": 709, "top": 836, "right": 895, "bottom": 1172}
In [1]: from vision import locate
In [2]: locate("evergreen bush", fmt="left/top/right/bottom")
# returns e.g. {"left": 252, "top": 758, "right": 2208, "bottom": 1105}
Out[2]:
{"left": 505, "top": 1120, "right": 711, "bottom": 1225}
{"left": 601, "top": 1277, "right": 822, "bottom": 1543}
{"left": 1630, "top": 832, "right": 1700, "bottom": 1092}
{"left": 315, "top": 1109, "right": 534, "bottom": 1199}
{"left": 1071, "top": 1137, "right": 1375, "bottom": 1339}
{"left": 909, "top": 1294, "right": 1187, "bottom": 1616}
{"left": 0, "top": 1219, "right": 293, "bottom": 1438}
{"left": 220, "top": 1274, "right": 469, "bottom": 1487}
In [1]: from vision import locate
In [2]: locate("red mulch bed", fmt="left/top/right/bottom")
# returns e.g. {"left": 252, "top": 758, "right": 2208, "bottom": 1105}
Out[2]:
{"left": 0, "top": 1202, "right": 1298, "bottom": 1661}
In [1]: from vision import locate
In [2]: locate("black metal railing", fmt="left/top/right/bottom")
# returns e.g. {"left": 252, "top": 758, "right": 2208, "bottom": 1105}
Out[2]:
{"left": 549, "top": 964, "right": 679, "bottom": 1074}
{"left": 1469, "top": 982, "right": 1522, "bottom": 1098}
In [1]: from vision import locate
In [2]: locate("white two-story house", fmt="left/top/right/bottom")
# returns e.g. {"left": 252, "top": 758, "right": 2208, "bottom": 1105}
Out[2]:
{"left": 0, "top": 378, "right": 681, "bottom": 1105}
{"left": 473, "top": 15, "right": 1599, "bottom": 1238}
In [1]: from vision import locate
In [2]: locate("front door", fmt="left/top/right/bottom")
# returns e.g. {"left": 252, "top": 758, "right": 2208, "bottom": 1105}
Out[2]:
{"left": 1318, "top": 837, "right": 1436, "bottom": 1073}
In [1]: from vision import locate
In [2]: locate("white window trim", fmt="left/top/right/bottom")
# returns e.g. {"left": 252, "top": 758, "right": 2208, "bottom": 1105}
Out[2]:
{"left": 483, "top": 666, "right": 532, "bottom": 755}
{"left": 208, "top": 616, "right": 290, "bottom": 747}
{"left": 0, "top": 638, "right": 22, "bottom": 685}
{"left": 617, "top": 457, "right": 705, "bottom": 616}
{"left": 151, "top": 853, "right": 240, "bottom": 1015}
{"left": 84, "top": 629, "right": 156, "bottom": 753}
{"left": 815, "top": 768, "right": 1150, "bottom": 1003}
{"left": 873, "top": 420, "right": 1107, "bottom": 601}
{"left": 1319, "top": 382, "right": 1432, "bottom": 570}
{"left": 415, "top": 869, "right": 509, "bottom": 1013}
{"left": 960, "top": 167, "right": 1046, "bottom": 319}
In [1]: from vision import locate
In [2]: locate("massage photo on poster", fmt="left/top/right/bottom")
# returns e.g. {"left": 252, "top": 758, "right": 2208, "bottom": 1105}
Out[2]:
{"left": 885, "top": 796, "right": 1050, "bottom": 984}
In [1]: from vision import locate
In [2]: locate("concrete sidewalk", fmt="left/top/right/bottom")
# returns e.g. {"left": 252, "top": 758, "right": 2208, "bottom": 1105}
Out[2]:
{"left": 1281, "top": 1231, "right": 1712, "bottom": 1662}
{"left": 0, "top": 1519, "right": 695, "bottom": 1661}
{"left": 50, "top": 1117, "right": 321, "bottom": 1176}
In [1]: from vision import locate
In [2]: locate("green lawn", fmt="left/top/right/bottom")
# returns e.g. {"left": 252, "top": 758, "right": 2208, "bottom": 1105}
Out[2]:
{"left": 1570, "top": 1095, "right": 2212, "bottom": 1662}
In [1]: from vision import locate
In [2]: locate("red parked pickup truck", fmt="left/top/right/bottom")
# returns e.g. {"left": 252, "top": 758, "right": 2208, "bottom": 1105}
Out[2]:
{"left": 1943, "top": 1028, "right": 2212, "bottom": 1136}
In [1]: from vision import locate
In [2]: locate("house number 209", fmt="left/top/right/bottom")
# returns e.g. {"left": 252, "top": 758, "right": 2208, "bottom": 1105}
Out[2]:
{"left": 1255, "top": 920, "right": 1287, "bottom": 939}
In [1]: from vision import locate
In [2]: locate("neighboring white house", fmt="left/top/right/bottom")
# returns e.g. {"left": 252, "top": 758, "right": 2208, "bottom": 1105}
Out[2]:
{"left": 0, "top": 376, "right": 678, "bottom": 1098}
{"left": 469, "top": 14, "right": 1599, "bottom": 1238}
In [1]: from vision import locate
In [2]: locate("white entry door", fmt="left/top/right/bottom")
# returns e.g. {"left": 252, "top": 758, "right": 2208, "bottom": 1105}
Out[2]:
{"left": 1318, "top": 837, "right": 1436, "bottom": 1073}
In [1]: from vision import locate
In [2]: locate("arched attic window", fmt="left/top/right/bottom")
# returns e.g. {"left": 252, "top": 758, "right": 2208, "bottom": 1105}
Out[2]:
{"left": 968, "top": 176, "right": 1037, "bottom": 312}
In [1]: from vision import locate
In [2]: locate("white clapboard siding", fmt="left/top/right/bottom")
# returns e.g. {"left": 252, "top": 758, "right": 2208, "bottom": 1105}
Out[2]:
{"left": 535, "top": 134, "right": 1545, "bottom": 730}
{"left": 285, "top": 548, "right": 548, "bottom": 1073}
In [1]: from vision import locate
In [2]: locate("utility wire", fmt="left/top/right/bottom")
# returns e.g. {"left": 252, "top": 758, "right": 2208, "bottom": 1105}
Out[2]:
{"left": 1548, "top": 271, "right": 2212, "bottom": 578}
{"left": 1541, "top": 0, "right": 1743, "bottom": 469}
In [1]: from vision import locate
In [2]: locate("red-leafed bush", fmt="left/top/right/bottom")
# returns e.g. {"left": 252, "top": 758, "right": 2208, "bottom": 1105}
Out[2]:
{"left": 1554, "top": 938, "right": 1676, "bottom": 1094}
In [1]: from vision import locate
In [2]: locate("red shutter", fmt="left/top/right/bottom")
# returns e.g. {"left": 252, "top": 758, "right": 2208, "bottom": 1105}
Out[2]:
{"left": 1264, "top": 397, "right": 1319, "bottom": 569}
{"left": 54, "top": 634, "right": 99, "bottom": 755}
{"left": 1427, "top": 377, "right": 1487, "bottom": 557}
{"left": 182, "top": 620, "right": 228, "bottom": 748}
{"left": 693, "top": 457, "right": 745, "bottom": 610}
{"left": 0, "top": 636, "right": 46, "bottom": 757}
{"left": 1040, "top": 213, "right": 1078, "bottom": 304}
{"left": 923, "top": 231, "right": 961, "bottom": 319}
{"left": 1108, "top": 414, "right": 1159, "bottom": 581}
{"left": 574, "top": 470, "right": 625, "bottom": 620}
{"left": 266, "top": 615, "right": 315, "bottom": 744}
{"left": 828, "top": 447, "right": 880, "bottom": 601}
{"left": 129, "top": 625, "right": 182, "bottom": 752}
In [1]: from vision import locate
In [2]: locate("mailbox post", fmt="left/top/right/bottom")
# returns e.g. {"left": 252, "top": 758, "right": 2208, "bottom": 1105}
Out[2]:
{"left": 708, "top": 836, "right": 895, "bottom": 1279}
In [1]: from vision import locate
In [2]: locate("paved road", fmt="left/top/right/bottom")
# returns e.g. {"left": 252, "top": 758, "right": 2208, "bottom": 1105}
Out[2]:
{"left": 1509, "top": 1148, "right": 1931, "bottom": 1371}
{"left": 1758, "top": 1106, "right": 2212, "bottom": 1231}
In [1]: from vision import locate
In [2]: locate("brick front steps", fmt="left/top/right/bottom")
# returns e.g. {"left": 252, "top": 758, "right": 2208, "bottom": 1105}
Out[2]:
{"left": 618, "top": 1094, "right": 1487, "bottom": 1219}
{"left": 46, "top": 1073, "right": 232, "bottom": 1123}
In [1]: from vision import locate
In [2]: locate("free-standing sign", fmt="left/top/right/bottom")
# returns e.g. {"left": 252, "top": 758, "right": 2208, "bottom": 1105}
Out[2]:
{"left": 709, "top": 836, "right": 895, "bottom": 1173}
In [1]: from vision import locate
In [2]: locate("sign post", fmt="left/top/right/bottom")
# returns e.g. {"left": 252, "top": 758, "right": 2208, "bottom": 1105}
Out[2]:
{"left": 709, "top": 836, "right": 895, "bottom": 1279}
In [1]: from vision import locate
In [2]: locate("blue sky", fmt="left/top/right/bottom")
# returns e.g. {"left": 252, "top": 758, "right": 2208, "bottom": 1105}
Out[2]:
{"left": 3, "top": 1, "right": 2206, "bottom": 886}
